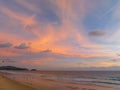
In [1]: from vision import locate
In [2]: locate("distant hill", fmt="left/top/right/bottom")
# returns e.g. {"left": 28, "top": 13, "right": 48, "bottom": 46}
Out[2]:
{"left": 0, "top": 66, "right": 28, "bottom": 70}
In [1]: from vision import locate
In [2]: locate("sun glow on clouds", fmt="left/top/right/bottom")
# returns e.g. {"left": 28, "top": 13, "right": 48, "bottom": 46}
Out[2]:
{"left": 0, "top": 0, "right": 120, "bottom": 70}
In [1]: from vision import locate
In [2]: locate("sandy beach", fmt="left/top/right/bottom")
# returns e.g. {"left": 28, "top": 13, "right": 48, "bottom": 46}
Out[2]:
{"left": 0, "top": 71, "right": 118, "bottom": 90}
{"left": 0, "top": 75, "right": 36, "bottom": 90}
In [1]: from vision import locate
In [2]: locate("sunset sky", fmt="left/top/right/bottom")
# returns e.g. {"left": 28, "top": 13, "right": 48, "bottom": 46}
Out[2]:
{"left": 0, "top": 0, "right": 120, "bottom": 70}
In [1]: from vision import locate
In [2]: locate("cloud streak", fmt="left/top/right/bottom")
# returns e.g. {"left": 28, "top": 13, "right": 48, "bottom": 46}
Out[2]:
{"left": 14, "top": 43, "right": 30, "bottom": 49}
{"left": 88, "top": 30, "right": 107, "bottom": 37}
{"left": 0, "top": 42, "right": 12, "bottom": 48}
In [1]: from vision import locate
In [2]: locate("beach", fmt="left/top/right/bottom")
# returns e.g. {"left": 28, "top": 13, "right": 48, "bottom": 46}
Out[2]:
{"left": 0, "top": 71, "right": 119, "bottom": 90}
{"left": 0, "top": 75, "right": 116, "bottom": 90}
{"left": 0, "top": 75, "right": 36, "bottom": 90}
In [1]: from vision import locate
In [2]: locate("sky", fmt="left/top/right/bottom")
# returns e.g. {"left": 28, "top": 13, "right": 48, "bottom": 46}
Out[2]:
{"left": 0, "top": 0, "right": 120, "bottom": 70}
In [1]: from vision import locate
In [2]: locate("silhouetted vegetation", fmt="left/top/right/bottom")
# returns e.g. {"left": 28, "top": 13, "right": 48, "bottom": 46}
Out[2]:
{"left": 0, "top": 66, "right": 28, "bottom": 70}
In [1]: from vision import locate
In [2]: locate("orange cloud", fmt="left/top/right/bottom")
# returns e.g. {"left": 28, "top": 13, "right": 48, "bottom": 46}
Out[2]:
{"left": 0, "top": 31, "right": 21, "bottom": 43}
{"left": 0, "top": 50, "right": 19, "bottom": 56}
{"left": 93, "top": 62, "right": 120, "bottom": 67}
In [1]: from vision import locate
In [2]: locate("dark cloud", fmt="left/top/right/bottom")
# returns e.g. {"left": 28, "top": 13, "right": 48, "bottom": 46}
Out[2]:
{"left": 14, "top": 43, "right": 30, "bottom": 49}
{"left": 116, "top": 53, "right": 120, "bottom": 56}
{"left": 0, "top": 42, "right": 12, "bottom": 48}
{"left": 110, "top": 59, "right": 117, "bottom": 62}
{"left": 41, "top": 49, "right": 52, "bottom": 53}
{"left": 88, "top": 30, "right": 106, "bottom": 37}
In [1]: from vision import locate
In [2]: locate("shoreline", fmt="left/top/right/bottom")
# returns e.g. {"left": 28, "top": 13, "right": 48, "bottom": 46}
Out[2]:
{"left": 0, "top": 71, "right": 119, "bottom": 90}
{"left": 2, "top": 77, "right": 118, "bottom": 90}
